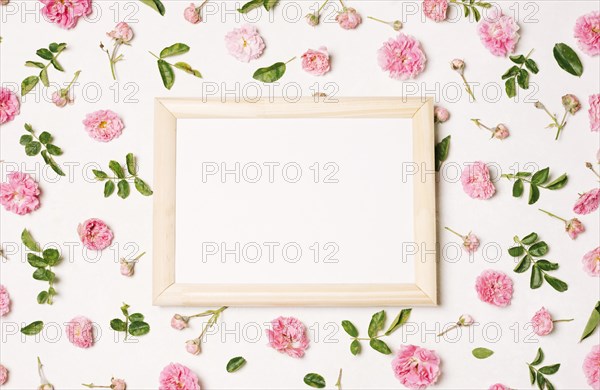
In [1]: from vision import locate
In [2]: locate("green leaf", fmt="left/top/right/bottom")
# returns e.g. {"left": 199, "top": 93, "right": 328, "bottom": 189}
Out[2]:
{"left": 134, "top": 177, "right": 153, "bottom": 196}
{"left": 263, "top": 0, "right": 279, "bottom": 10}
{"left": 46, "top": 144, "right": 62, "bottom": 156}
{"left": 472, "top": 347, "right": 494, "bottom": 359}
{"left": 341, "top": 320, "right": 359, "bottom": 337}
{"left": 27, "top": 253, "right": 48, "bottom": 268}
{"left": 545, "top": 174, "right": 568, "bottom": 190}
{"left": 25, "top": 141, "right": 42, "bottom": 156}
{"left": 546, "top": 379, "right": 556, "bottom": 390}
{"left": 509, "top": 54, "right": 526, "bottom": 64}
{"left": 39, "top": 131, "right": 52, "bottom": 144}
{"left": 514, "top": 255, "right": 532, "bottom": 273}
{"left": 49, "top": 42, "right": 60, "bottom": 53}
{"left": 350, "top": 339, "right": 361, "bottom": 355}
{"left": 508, "top": 246, "right": 525, "bottom": 257}
{"left": 109, "top": 160, "right": 125, "bottom": 179}
{"left": 253, "top": 62, "right": 287, "bottom": 83}
{"left": 22, "top": 229, "right": 41, "bottom": 252}
{"left": 93, "top": 170, "right": 109, "bottom": 180}
{"left": 544, "top": 274, "right": 568, "bottom": 292}
{"left": 521, "top": 233, "right": 538, "bottom": 245}
{"left": 174, "top": 62, "right": 202, "bottom": 78}
{"left": 536, "top": 260, "right": 559, "bottom": 271}
{"left": 537, "top": 372, "right": 546, "bottom": 390}
{"left": 110, "top": 318, "right": 127, "bottom": 332}
{"left": 525, "top": 58, "right": 539, "bottom": 74}
{"left": 303, "top": 373, "right": 326, "bottom": 388}
{"left": 367, "top": 310, "right": 386, "bottom": 338}
{"left": 25, "top": 61, "right": 45, "bottom": 68}
{"left": 517, "top": 69, "right": 529, "bottom": 89}
{"left": 529, "top": 241, "right": 548, "bottom": 257}
{"left": 117, "top": 180, "right": 131, "bottom": 199}
{"left": 128, "top": 321, "right": 150, "bottom": 336}
{"left": 33, "top": 268, "right": 52, "bottom": 282}
{"left": 528, "top": 184, "right": 540, "bottom": 205}
{"left": 20, "top": 134, "right": 33, "bottom": 145}
{"left": 369, "top": 339, "right": 392, "bottom": 355}
{"left": 129, "top": 313, "right": 144, "bottom": 322}
{"left": 226, "top": 356, "right": 247, "bottom": 373}
{"left": 126, "top": 153, "right": 137, "bottom": 175}
{"left": 553, "top": 43, "right": 583, "bottom": 77}
{"left": 39, "top": 68, "right": 49, "bottom": 87}
{"left": 139, "top": 0, "right": 166, "bottom": 15}
{"left": 36, "top": 48, "right": 53, "bottom": 60}
{"left": 529, "top": 365, "right": 536, "bottom": 384}
{"left": 51, "top": 58, "right": 64, "bottom": 72}
{"left": 501, "top": 65, "right": 520, "bottom": 80}
{"left": 37, "top": 291, "right": 49, "bottom": 304}
{"left": 531, "top": 348, "right": 544, "bottom": 365}
{"left": 120, "top": 303, "right": 130, "bottom": 317}
{"left": 580, "top": 301, "right": 600, "bottom": 342}
{"left": 21, "top": 75, "right": 39, "bottom": 96}
{"left": 157, "top": 60, "right": 175, "bottom": 90}
{"left": 42, "top": 248, "right": 60, "bottom": 265}
{"left": 539, "top": 364, "right": 560, "bottom": 375}
{"left": 434, "top": 135, "right": 451, "bottom": 172}
{"left": 505, "top": 77, "right": 516, "bottom": 98}
{"left": 237, "top": 0, "right": 264, "bottom": 13}
{"left": 104, "top": 181, "right": 116, "bottom": 197}
{"left": 531, "top": 168, "right": 549, "bottom": 185}
{"left": 21, "top": 321, "right": 44, "bottom": 335}
{"left": 530, "top": 265, "right": 543, "bottom": 289}
{"left": 160, "top": 43, "right": 190, "bottom": 58}
{"left": 512, "top": 179, "right": 524, "bottom": 197}
{"left": 385, "top": 308, "right": 411, "bottom": 335}
{"left": 472, "top": 7, "right": 481, "bottom": 22}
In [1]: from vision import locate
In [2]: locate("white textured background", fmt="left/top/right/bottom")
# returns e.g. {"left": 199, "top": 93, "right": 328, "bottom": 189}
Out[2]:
{"left": 1, "top": 1, "right": 599, "bottom": 389}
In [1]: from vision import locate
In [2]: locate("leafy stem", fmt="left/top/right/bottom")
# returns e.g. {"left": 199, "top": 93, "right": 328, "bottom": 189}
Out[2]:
{"left": 21, "top": 229, "right": 62, "bottom": 305}
{"left": 92, "top": 153, "right": 153, "bottom": 199}
{"left": 449, "top": 0, "right": 491, "bottom": 22}
{"left": 21, "top": 42, "right": 67, "bottom": 96}
{"left": 21, "top": 124, "right": 65, "bottom": 176}
{"left": 503, "top": 49, "right": 538, "bottom": 98}
{"left": 110, "top": 303, "right": 150, "bottom": 341}
{"left": 342, "top": 309, "right": 411, "bottom": 356}
{"left": 501, "top": 167, "right": 568, "bottom": 205}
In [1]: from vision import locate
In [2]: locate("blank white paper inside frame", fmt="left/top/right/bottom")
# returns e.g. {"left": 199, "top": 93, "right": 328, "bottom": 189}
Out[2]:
{"left": 175, "top": 118, "right": 415, "bottom": 284}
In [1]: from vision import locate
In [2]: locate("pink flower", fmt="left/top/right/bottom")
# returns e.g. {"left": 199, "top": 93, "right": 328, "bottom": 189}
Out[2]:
{"left": 301, "top": 47, "right": 331, "bottom": 76}
{"left": 575, "top": 11, "right": 600, "bottom": 56}
{"left": 584, "top": 345, "right": 600, "bottom": 390}
{"left": 460, "top": 161, "right": 496, "bottom": 200}
{"left": 434, "top": 106, "right": 450, "bottom": 123}
{"left": 0, "top": 364, "right": 7, "bottom": 385}
{"left": 582, "top": 247, "right": 600, "bottom": 277}
{"left": 423, "top": 0, "right": 448, "bottom": 22}
{"left": 158, "top": 363, "right": 200, "bottom": 390}
{"left": 185, "top": 339, "right": 201, "bottom": 355}
{"left": 224, "top": 24, "right": 265, "bottom": 63}
{"left": 531, "top": 307, "right": 554, "bottom": 336}
{"left": 477, "top": 9, "right": 520, "bottom": 56}
{"left": 82, "top": 110, "right": 124, "bottom": 142}
{"left": 493, "top": 124, "right": 510, "bottom": 140}
{"left": 66, "top": 316, "right": 94, "bottom": 348}
{"left": 184, "top": 3, "right": 201, "bottom": 24}
{"left": 0, "top": 172, "right": 41, "bottom": 215}
{"left": 51, "top": 91, "right": 71, "bottom": 107}
{"left": 336, "top": 7, "right": 361, "bottom": 29}
{"left": 489, "top": 385, "right": 510, "bottom": 390}
{"left": 391, "top": 345, "right": 441, "bottom": 389}
{"left": 562, "top": 94, "right": 582, "bottom": 115}
{"left": 77, "top": 218, "right": 114, "bottom": 251}
{"left": 377, "top": 33, "right": 427, "bottom": 80}
{"left": 566, "top": 218, "right": 585, "bottom": 239}
{"left": 574, "top": 188, "right": 600, "bottom": 215}
{"left": 120, "top": 260, "right": 134, "bottom": 277}
{"left": 111, "top": 378, "right": 126, "bottom": 390}
{"left": 266, "top": 316, "right": 310, "bottom": 358}
{"left": 589, "top": 94, "right": 600, "bottom": 132}
{"left": 40, "top": 0, "right": 91, "bottom": 30}
{"left": 0, "top": 87, "right": 20, "bottom": 124}
{"left": 171, "top": 314, "right": 189, "bottom": 330}
{"left": 0, "top": 285, "right": 10, "bottom": 317}
{"left": 107, "top": 22, "right": 133, "bottom": 43}
{"left": 475, "top": 270, "right": 513, "bottom": 307}
{"left": 463, "top": 233, "right": 480, "bottom": 253}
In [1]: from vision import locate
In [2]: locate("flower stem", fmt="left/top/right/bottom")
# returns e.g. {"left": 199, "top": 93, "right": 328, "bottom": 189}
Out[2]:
{"left": 437, "top": 323, "right": 459, "bottom": 337}
{"left": 335, "top": 368, "right": 343, "bottom": 390}
{"left": 286, "top": 56, "right": 297, "bottom": 64}
{"left": 444, "top": 226, "right": 464, "bottom": 239}
{"left": 585, "top": 162, "right": 600, "bottom": 180}
{"left": 460, "top": 73, "right": 476, "bottom": 101}
{"left": 82, "top": 385, "right": 111, "bottom": 389}
{"left": 132, "top": 251, "right": 146, "bottom": 262}
{"left": 338, "top": 0, "right": 346, "bottom": 9}
{"left": 552, "top": 318, "right": 574, "bottom": 323}
{"left": 317, "top": 0, "right": 330, "bottom": 13}
{"left": 554, "top": 109, "right": 568, "bottom": 140}
{"left": 66, "top": 70, "right": 81, "bottom": 90}
{"left": 367, "top": 16, "right": 388, "bottom": 24}
{"left": 538, "top": 208, "right": 567, "bottom": 223}
{"left": 471, "top": 119, "right": 493, "bottom": 133}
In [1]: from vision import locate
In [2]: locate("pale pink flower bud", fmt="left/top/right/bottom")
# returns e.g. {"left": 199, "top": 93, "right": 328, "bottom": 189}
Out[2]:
{"left": 111, "top": 378, "right": 126, "bottom": 390}
{"left": 450, "top": 58, "right": 465, "bottom": 71}
{"left": 51, "top": 91, "right": 71, "bottom": 107}
{"left": 107, "top": 22, "right": 133, "bottom": 43}
{"left": 0, "top": 364, "right": 8, "bottom": 385}
{"left": 184, "top": 3, "right": 201, "bottom": 24}
{"left": 493, "top": 124, "right": 510, "bottom": 140}
{"left": 562, "top": 94, "right": 581, "bottom": 114}
{"left": 458, "top": 314, "right": 474, "bottom": 326}
{"left": 534, "top": 101, "right": 545, "bottom": 109}
{"left": 463, "top": 233, "right": 480, "bottom": 253}
{"left": 305, "top": 13, "right": 319, "bottom": 26}
{"left": 434, "top": 106, "right": 450, "bottom": 123}
{"left": 336, "top": 7, "right": 362, "bottom": 30}
{"left": 171, "top": 314, "right": 189, "bottom": 330}
{"left": 119, "top": 259, "right": 135, "bottom": 277}
{"left": 566, "top": 218, "right": 585, "bottom": 239}
{"left": 392, "top": 20, "right": 403, "bottom": 31}
{"left": 185, "top": 339, "right": 201, "bottom": 355}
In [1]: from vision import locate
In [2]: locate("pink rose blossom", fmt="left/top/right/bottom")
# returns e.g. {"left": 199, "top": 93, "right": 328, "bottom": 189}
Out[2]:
{"left": 66, "top": 316, "right": 94, "bottom": 348}
{"left": 40, "top": 0, "right": 91, "bottom": 30}
{"left": 464, "top": 233, "right": 480, "bottom": 253}
{"left": 434, "top": 106, "right": 449, "bottom": 123}
{"left": 377, "top": 33, "right": 427, "bottom": 80}
{"left": 475, "top": 270, "right": 513, "bottom": 307}
{"left": 493, "top": 124, "right": 510, "bottom": 140}
{"left": 266, "top": 316, "right": 310, "bottom": 358}
{"left": 120, "top": 260, "right": 134, "bottom": 276}
{"left": 391, "top": 345, "right": 441, "bottom": 389}
{"left": 171, "top": 314, "right": 189, "bottom": 330}
{"left": 301, "top": 47, "right": 331, "bottom": 76}
{"left": 111, "top": 378, "right": 126, "bottom": 390}
{"left": 107, "top": 22, "right": 133, "bottom": 43}
{"left": 0, "top": 364, "right": 7, "bottom": 385}
{"left": 531, "top": 307, "right": 554, "bottom": 336}
{"left": 583, "top": 247, "right": 600, "bottom": 277}
{"left": 184, "top": 3, "right": 200, "bottom": 24}
{"left": 589, "top": 94, "right": 600, "bottom": 132}
{"left": 477, "top": 9, "right": 520, "bottom": 56}
{"left": 51, "top": 91, "right": 72, "bottom": 107}
{"left": 77, "top": 218, "right": 114, "bottom": 251}
{"left": 574, "top": 188, "right": 600, "bottom": 215}
{"left": 423, "top": 0, "right": 448, "bottom": 22}
{"left": 82, "top": 110, "right": 124, "bottom": 142}
{"left": 224, "top": 24, "right": 265, "bottom": 63}
{"left": 584, "top": 345, "right": 600, "bottom": 390}
{"left": 575, "top": 11, "right": 600, "bottom": 56}
{"left": 185, "top": 339, "right": 201, "bottom": 355}
{"left": 566, "top": 218, "right": 585, "bottom": 239}
{"left": 158, "top": 363, "right": 200, "bottom": 390}
{"left": 460, "top": 161, "right": 496, "bottom": 200}
{"left": 489, "top": 385, "right": 510, "bottom": 390}
{"left": 0, "top": 87, "right": 20, "bottom": 124}
{"left": 0, "top": 172, "right": 41, "bottom": 215}
{"left": 0, "top": 285, "right": 10, "bottom": 317}
{"left": 336, "top": 7, "right": 361, "bottom": 29}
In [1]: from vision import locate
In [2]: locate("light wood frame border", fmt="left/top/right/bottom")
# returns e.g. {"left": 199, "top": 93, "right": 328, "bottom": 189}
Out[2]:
{"left": 153, "top": 97, "right": 437, "bottom": 307}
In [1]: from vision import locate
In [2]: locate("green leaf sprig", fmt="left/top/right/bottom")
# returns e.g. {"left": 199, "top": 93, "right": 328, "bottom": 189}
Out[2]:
{"left": 110, "top": 303, "right": 150, "bottom": 340}
{"left": 149, "top": 43, "right": 202, "bottom": 90}
{"left": 553, "top": 43, "right": 583, "bottom": 77}
{"left": 509, "top": 233, "right": 568, "bottom": 292}
{"left": 502, "top": 49, "right": 538, "bottom": 98}
{"left": 21, "top": 124, "right": 65, "bottom": 176}
{"left": 501, "top": 167, "right": 568, "bottom": 205}
{"left": 580, "top": 301, "right": 600, "bottom": 342}
{"left": 435, "top": 135, "right": 450, "bottom": 171}
{"left": 342, "top": 308, "right": 411, "bottom": 355}
{"left": 22, "top": 42, "right": 67, "bottom": 96}
{"left": 92, "top": 153, "right": 153, "bottom": 199}
{"left": 138, "top": 0, "right": 165, "bottom": 15}
{"left": 253, "top": 57, "right": 296, "bottom": 83}
{"left": 21, "top": 229, "right": 62, "bottom": 305}
{"left": 527, "top": 348, "right": 561, "bottom": 390}
{"left": 238, "top": 0, "right": 279, "bottom": 13}
{"left": 21, "top": 320, "right": 44, "bottom": 336}
{"left": 449, "top": 0, "right": 491, "bottom": 21}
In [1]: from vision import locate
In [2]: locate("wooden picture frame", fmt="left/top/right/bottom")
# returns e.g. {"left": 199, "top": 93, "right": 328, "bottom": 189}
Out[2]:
{"left": 153, "top": 97, "right": 437, "bottom": 307}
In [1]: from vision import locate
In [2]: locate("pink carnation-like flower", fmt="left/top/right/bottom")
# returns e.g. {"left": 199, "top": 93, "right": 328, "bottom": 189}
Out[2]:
{"left": 77, "top": 218, "right": 114, "bottom": 251}
{"left": 489, "top": 385, "right": 510, "bottom": 390}
{"left": 301, "top": 47, "right": 331, "bottom": 76}
{"left": 589, "top": 94, "right": 600, "bottom": 132}
{"left": 531, "top": 307, "right": 554, "bottom": 336}
{"left": 0, "top": 364, "right": 7, "bottom": 385}
{"left": 107, "top": 22, "right": 133, "bottom": 43}
{"left": 566, "top": 218, "right": 585, "bottom": 239}
{"left": 583, "top": 247, "right": 600, "bottom": 277}
{"left": 336, "top": 7, "right": 361, "bottom": 29}
{"left": 460, "top": 161, "right": 496, "bottom": 200}
{"left": 574, "top": 188, "right": 600, "bottom": 215}
{"left": 377, "top": 33, "right": 427, "bottom": 80}
{"left": 475, "top": 270, "right": 513, "bottom": 307}
{"left": 266, "top": 316, "right": 310, "bottom": 358}
{"left": 66, "top": 316, "right": 94, "bottom": 348}
{"left": 0, "top": 285, "right": 10, "bottom": 317}
{"left": 224, "top": 24, "right": 265, "bottom": 63}
{"left": 111, "top": 378, "right": 126, "bottom": 390}
{"left": 391, "top": 344, "right": 441, "bottom": 389}
{"left": 477, "top": 9, "right": 520, "bottom": 56}
{"left": 40, "top": 0, "right": 91, "bottom": 30}
{"left": 574, "top": 11, "right": 600, "bottom": 56}
{"left": 423, "top": 0, "right": 448, "bottom": 22}
{"left": 0, "top": 172, "right": 41, "bottom": 215}
{"left": 0, "top": 87, "right": 20, "bottom": 124}
{"left": 159, "top": 363, "right": 200, "bottom": 390}
{"left": 82, "top": 110, "right": 124, "bottom": 142}
{"left": 584, "top": 345, "right": 600, "bottom": 389}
